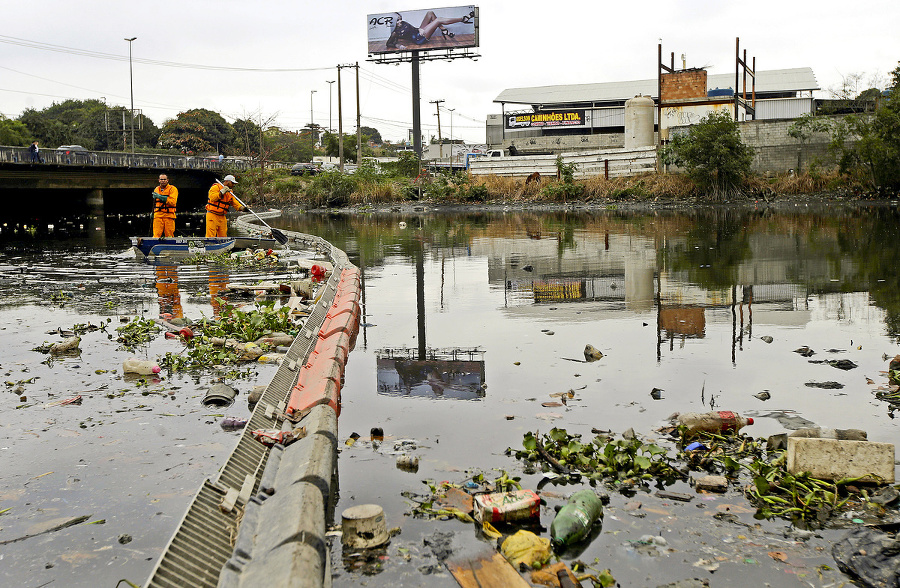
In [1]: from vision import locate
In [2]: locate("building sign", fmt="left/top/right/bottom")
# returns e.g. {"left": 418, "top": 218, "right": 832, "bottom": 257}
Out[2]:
{"left": 505, "top": 110, "right": 586, "bottom": 130}
{"left": 367, "top": 6, "right": 478, "bottom": 56}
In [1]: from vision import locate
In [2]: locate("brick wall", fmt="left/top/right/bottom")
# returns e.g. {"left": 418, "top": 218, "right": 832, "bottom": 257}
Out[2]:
{"left": 661, "top": 70, "right": 708, "bottom": 101}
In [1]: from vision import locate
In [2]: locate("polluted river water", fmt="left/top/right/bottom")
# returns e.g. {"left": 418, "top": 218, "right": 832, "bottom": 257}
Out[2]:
{"left": 2, "top": 202, "right": 900, "bottom": 587}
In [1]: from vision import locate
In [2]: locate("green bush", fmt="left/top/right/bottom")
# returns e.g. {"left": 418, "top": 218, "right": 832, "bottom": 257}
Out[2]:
{"left": 662, "top": 110, "right": 754, "bottom": 196}
{"left": 305, "top": 170, "right": 357, "bottom": 207}
{"left": 380, "top": 151, "right": 420, "bottom": 178}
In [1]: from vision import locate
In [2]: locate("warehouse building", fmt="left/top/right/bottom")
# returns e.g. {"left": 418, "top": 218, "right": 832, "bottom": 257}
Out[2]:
{"left": 487, "top": 67, "right": 819, "bottom": 151}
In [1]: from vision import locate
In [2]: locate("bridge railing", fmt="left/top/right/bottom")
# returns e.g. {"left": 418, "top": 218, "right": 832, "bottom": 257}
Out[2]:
{"left": 0, "top": 145, "right": 294, "bottom": 171}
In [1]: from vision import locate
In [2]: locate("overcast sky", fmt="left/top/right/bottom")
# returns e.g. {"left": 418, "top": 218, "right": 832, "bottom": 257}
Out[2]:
{"left": 2, "top": 1, "right": 897, "bottom": 145}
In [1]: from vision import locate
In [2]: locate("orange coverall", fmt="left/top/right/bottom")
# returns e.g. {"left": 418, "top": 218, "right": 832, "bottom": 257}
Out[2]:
{"left": 152, "top": 185, "right": 178, "bottom": 237}
{"left": 206, "top": 183, "right": 243, "bottom": 237}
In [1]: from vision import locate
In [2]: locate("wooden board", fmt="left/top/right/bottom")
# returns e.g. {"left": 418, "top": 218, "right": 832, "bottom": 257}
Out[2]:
{"left": 446, "top": 550, "right": 530, "bottom": 588}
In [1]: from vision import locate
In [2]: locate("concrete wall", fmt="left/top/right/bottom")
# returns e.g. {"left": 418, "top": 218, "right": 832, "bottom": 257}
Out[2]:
{"left": 469, "top": 146, "right": 657, "bottom": 179}
{"left": 502, "top": 133, "right": 625, "bottom": 155}
{"left": 486, "top": 113, "right": 845, "bottom": 175}
{"left": 736, "top": 118, "right": 836, "bottom": 174}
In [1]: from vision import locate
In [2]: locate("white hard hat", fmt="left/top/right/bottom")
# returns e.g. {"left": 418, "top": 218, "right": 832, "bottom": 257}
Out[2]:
{"left": 223, "top": 174, "right": 238, "bottom": 183}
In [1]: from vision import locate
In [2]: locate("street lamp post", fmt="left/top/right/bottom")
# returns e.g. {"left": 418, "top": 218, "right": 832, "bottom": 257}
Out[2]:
{"left": 124, "top": 37, "right": 137, "bottom": 154}
{"left": 310, "top": 90, "right": 317, "bottom": 161}
{"left": 326, "top": 80, "right": 335, "bottom": 132}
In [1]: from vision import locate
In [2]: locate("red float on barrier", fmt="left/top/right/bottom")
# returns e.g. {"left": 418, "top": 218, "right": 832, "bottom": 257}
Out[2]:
{"left": 283, "top": 265, "right": 362, "bottom": 421}
{"left": 286, "top": 356, "right": 343, "bottom": 418}
{"left": 286, "top": 374, "right": 341, "bottom": 417}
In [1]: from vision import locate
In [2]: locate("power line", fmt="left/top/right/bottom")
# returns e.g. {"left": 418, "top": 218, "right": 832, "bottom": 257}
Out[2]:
{"left": 0, "top": 34, "right": 333, "bottom": 73}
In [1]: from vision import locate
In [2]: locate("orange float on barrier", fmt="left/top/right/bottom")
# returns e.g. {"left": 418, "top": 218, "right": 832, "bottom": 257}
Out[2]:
{"left": 286, "top": 372, "right": 341, "bottom": 417}
{"left": 331, "top": 285, "right": 360, "bottom": 307}
{"left": 339, "top": 268, "right": 360, "bottom": 286}
{"left": 310, "top": 330, "right": 351, "bottom": 366}
{"left": 286, "top": 357, "right": 342, "bottom": 418}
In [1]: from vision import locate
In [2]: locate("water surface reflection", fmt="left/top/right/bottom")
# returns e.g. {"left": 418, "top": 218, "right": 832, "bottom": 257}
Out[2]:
{"left": 2, "top": 204, "right": 900, "bottom": 587}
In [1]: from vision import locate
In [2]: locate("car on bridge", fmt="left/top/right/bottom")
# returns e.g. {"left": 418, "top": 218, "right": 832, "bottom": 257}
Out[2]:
{"left": 56, "top": 145, "right": 89, "bottom": 154}
{"left": 56, "top": 144, "right": 94, "bottom": 164}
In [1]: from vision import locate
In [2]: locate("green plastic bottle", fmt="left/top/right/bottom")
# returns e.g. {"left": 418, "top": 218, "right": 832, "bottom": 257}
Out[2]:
{"left": 549, "top": 489, "right": 604, "bottom": 549}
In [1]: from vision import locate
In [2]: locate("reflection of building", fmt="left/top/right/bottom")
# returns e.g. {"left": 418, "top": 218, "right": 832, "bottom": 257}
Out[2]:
{"left": 659, "top": 307, "right": 706, "bottom": 338}
{"left": 376, "top": 348, "right": 485, "bottom": 400}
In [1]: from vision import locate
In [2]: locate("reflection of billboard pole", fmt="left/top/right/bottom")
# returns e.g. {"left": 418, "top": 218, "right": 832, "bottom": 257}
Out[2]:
{"left": 412, "top": 53, "right": 422, "bottom": 159}
{"left": 417, "top": 237, "right": 426, "bottom": 360}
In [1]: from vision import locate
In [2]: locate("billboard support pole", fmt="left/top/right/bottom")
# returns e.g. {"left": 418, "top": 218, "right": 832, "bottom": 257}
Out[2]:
{"left": 337, "top": 65, "right": 344, "bottom": 172}
{"left": 412, "top": 51, "right": 422, "bottom": 163}
{"left": 355, "top": 62, "right": 363, "bottom": 165}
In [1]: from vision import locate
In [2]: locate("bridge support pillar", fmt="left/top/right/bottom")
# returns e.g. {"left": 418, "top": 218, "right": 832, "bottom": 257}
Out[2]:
{"left": 87, "top": 189, "right": 107, "bottom": 244}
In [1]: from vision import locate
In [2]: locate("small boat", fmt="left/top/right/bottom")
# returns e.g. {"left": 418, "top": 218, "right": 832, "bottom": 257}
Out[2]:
{"left": 131, "top": 236, "right": 280, "bottom": 259}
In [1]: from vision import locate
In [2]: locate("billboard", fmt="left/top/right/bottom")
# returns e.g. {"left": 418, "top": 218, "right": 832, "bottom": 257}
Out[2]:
{"left": 505, "top": 109, "right": 587, "bottom": 130}
{"left": 367, "top": 6, "right": 478, "bottom": 55}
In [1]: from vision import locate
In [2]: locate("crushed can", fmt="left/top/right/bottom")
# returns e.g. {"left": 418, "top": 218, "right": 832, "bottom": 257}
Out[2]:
{"left": 474, "top": 489, "right": 541, "bottom": 523}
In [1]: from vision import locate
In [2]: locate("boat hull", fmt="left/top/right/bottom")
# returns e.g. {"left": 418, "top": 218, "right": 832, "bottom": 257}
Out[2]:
{"left": 130, "top": 236, "right": 282, "bottom": 258}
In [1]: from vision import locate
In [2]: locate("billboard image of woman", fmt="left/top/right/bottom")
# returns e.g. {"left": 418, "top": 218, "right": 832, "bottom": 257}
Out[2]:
{"left": 368, "top": 6, "right": 478, "bottom": 55}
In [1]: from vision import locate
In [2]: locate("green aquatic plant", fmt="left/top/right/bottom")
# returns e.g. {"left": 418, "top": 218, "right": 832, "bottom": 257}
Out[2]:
{"left": 509, "top": 428, "right": 680, "bottom": 486}
{"left": 197, "top": 300, "right": 298, "bottom": 342}
{"left": 115, "top": 317, "right": 161, "bottom": 349}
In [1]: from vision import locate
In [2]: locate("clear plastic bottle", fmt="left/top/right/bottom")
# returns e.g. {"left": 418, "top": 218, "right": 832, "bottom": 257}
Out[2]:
{"left": 549, "top": 489, "right": 604, "bottom": 549}
{"left": 123, "top": 358, "right": 161, "bottom": 375}
{"left": 676, "top": 411, "right": 753, "bottom": 435}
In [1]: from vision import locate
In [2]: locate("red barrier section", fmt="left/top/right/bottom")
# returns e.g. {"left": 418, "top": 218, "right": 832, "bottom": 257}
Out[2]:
{"left": 284, "top": 265, "right": 362, "bottom": 420}
{"left": 286, "top": 375, "right": 341, "bottom": 417}
{"left": 310, "top": 330, "right": 351, "bottom": 366}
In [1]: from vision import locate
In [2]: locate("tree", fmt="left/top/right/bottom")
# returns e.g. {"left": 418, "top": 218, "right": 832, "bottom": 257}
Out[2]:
{"left": 15, "top": 99, "right": 160, "bottom": 151}
{"left": 789, "top": 62, "right": 900, "bottom": 191}
{"left": 231, "top": 118, "right": 262, "bottom": 156}
{"left": 662, "top": 110, "right": 754, "bottom": 195}
{"left": 268, "top": 129, "right": 310, "bottom": 162}
{"left": 322, "top": 131, "right": 375, "bottom": 163}
{"left": 0, "top": 115, "right": 31, "bottom": 146}
{"left": 360, "top": 125, "right": 382, "bottom": 145}
{"left": 158, "top": 108, "right": 232, "bottom": 154}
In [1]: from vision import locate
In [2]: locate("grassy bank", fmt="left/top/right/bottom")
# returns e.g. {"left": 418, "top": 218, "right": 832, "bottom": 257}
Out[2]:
{"left": 232, "top": 166, "right": 871, "bottom": 209}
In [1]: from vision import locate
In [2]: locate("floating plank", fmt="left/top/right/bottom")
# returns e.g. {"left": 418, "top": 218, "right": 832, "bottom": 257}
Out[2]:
{"left": 446, "top": 550, "right": 530, "bottom": 588}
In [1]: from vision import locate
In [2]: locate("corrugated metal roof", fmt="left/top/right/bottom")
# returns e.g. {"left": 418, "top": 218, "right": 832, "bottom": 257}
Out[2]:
{"left": 494, "top": 67, "right": 818, "bottom": 106}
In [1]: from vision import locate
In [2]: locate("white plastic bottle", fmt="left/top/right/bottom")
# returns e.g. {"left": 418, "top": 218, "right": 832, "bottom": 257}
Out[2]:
{"left": 123, "top": 358, "right": 161, "bottom": 375}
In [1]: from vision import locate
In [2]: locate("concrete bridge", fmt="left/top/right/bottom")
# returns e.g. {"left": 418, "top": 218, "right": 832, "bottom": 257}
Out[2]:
{"left": 0, "top": 145, "right": 290, "bottom": 217}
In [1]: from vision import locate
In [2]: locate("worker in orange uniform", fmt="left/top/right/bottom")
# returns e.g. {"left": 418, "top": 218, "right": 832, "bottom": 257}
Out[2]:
{"left": 206, "top": 174, "right": 244, "bottom": 237}
{"left": 152, "top": 174, "right": 178, "bottom": 237}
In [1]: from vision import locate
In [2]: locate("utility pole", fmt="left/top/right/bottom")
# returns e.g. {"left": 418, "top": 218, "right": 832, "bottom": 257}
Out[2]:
{"left": 259, "top": 118, "right": 265, "bottom": 173}
{"left": 355, "top": 62, "right": 362, "bottom": 166}
{"left": 310, "top": 89, "right": 317, "bottom": 161}
{"left": 326, "top": 80, "right": 335, "bottom": 132}
{"left": 447, "top": 108, "right": 455, "bottom": 168}
{"left": 337, "top": 65, "right": 344, "bottom": 171}
{"left": 430, "top": 99, "right": 444, "bottom": 159}
{"left": 124, "top": 37, "right": 137, "bottom": 154}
